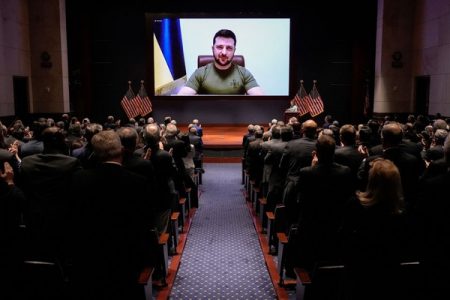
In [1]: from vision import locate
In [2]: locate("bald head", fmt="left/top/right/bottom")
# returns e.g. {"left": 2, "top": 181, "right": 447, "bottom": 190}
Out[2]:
{"left": 144, "top": 124, "right": 161, "bottom": 149}
{"left": 165, "top": 123, "right": 178, "bottom": 137}
{"left": 302, "top": 120, "right": 318, "bottom": 139}
{"left": 382, "top": 122, "right": 403, "bottom": 147}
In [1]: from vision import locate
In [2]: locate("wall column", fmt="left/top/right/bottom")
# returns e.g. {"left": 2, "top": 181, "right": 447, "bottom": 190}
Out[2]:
{"left": 374, "top": 0, "right": 415, "bottom": 114}
{"left": 28, "top": 0, "right": 69, "bottom": 113}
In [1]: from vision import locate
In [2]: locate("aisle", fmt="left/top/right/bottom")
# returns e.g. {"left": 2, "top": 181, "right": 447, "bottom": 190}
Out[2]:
{"left": 170, "top": 163, "right": 276, "bottom": 299}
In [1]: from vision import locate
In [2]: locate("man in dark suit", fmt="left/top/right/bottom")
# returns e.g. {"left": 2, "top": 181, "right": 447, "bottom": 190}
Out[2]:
{"left": 192, "top": 119, "right": 203, "bottom": 137}
{"left": 245, "top": 128, "right": 264, "bottom": 187}
{"left": 424, "top": 128, "right": 447, "bottom": 162}
{"left": 19, "top": 119, "right": 47, "bottom": 158}
{"left": 265, "top": 126, "right": 292, "bottom": 212}
{"left": 279, "top": 119, "right": 318, "bottom": 227}
{"left": 117, "top": 126, "right": 156, "bottom": 185}
{"left": 418, "top": 135, "right": 450, "bottom": 299}
{"left": 334, "top": 124, "right": 365, "bottom": 181}
{"left": 143, "top": 124, "right": 178, "bottom": 235}
{"left": 289, "top": 134, "right": 353, "bottom": 271}
{"left": 163, "top": 123, "right": 189, "bottom": 198}
{"left": 71, "top": 122, "right": 103, "bottom": 169}
{"left": 18, "top": 126, "right": 82, "bottom": 263}
{"left": 70, "top": 130, "right": 154, "bottom": 299}
{"left": 264, "top": 126, "right": 292, "bottom": 254}
{"left": 188, "top": 125, "right": 204, "bottom": 171}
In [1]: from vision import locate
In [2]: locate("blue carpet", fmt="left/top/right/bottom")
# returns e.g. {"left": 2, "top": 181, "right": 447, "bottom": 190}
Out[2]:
{"left": 170, "top": 163, "right": 277, "bottom": 299}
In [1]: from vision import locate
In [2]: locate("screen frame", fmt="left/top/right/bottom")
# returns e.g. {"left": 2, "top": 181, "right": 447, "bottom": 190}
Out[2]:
{"left": 146, "top": 12, "right": 297, "bottom": 101}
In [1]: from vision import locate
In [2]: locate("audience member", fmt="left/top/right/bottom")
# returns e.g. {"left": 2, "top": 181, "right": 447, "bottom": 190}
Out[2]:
{"left": 70, "top": 130, "right": 154, "bottom": 299}
{"left": 18, "top": 127, "right": 82, "bottom": 263}
{"left": 289, "top": 134, "right": 353, "bottom": 272}
{"left": 342, "top": 159, "right": 406, "bottom": 300}
{"left": 418, "top": 135, "right": 450, "bottom": 299}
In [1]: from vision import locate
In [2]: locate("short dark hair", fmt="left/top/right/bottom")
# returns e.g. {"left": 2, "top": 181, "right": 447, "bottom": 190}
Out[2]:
{"left": 117, "top": 127, "right": 138, "bottom": 151}
{"left": 316, "top": 134, "right": 336, "bottom": 164}
{"left": 213, "top": 29, "right": 236, "bottom": 46}
{"left": 340, "top": 124, "right": 356, "bottom": 145}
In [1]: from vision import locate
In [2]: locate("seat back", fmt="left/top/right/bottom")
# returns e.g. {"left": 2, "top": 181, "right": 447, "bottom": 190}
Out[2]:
{"left": 274, "top": 204, "right": 288, "bottom": 234}
{"left": 197, "top": 55, "right": 245, "bottom": 68}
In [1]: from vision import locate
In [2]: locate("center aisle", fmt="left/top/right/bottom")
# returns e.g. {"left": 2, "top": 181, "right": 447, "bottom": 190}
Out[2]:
{"left": 170, "top": 163, "right": 277, "bottom": 299}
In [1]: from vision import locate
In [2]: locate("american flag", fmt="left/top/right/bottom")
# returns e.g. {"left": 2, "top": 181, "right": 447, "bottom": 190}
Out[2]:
{"left": 307, "top": 81, "right": 324, "bottom": 117}
{"left": 137, "top": 80, "right": 153, "bottom": 116}
{"left": 120, "top": 82, "right": 140, "bottom": 119}
{"left": 292, "top": 81, "right": 310, "bottom": 116}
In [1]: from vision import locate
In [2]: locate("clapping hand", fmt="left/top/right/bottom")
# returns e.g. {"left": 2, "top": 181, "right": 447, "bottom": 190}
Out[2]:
{"left": 0, "top": 162, "right": 14, "bottom": 185}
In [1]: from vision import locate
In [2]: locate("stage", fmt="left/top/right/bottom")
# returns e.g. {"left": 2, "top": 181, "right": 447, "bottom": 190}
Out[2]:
{"left": 180, "top": 124, "right": 248, "bottom": 162}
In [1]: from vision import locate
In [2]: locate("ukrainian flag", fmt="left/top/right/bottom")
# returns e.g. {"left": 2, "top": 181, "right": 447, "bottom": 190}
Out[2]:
{"left": 154, "top": 18, "right": 187, "bottom": 95}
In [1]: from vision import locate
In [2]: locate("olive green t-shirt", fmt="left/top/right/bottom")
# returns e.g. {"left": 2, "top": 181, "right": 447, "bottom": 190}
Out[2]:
{"left": 185, "top": 63, "right": 260, "bottom": 94}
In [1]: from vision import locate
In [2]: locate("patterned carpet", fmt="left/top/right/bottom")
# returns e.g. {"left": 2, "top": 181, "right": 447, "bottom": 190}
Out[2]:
{"left": 170, "top": 163, "right": 277, "bottom": 299}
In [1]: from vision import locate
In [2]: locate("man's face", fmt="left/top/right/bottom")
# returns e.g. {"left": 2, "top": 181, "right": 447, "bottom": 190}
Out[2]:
{"left": 212, "top": 36, "right": 235, "bottom": 67}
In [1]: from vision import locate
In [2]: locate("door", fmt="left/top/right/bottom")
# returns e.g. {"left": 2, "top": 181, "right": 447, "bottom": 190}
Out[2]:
{"left": 13, "top": 76, "right": 29, "bottom": 117}
{"left": 414, "top": 76, "right": 429, "bottom": 116}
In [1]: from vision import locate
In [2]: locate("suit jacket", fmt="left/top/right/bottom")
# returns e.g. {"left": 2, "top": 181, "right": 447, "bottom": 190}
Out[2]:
{"left": 246, "top": 137, "right": 264, "bottom": 184}
{"left": 418, "top": 171, "right": 450, "bottom": 294}
{"left": 70, "top": 163, "right": 153, "bottom": 298}
{"left": 260, "top": 138, "right": 280, "bottom": 184}
{"left": 122, "top": 151, "right": 156, "bottom": 184}
{"left": 188, "top": 133, "right": 203, "bottom": 159}
{"left": 280, "top": 137, "right": 316, "bottom": 181}
{"left": 150, "top": 148, "right": 178, "bottom": 212}
{"left": 19, "top": 139, "right": 44, "bottom": 158}
{"left": 19, "top": 153, "right": 82, "bottom": 252}
{"left": 164, "top": 136, "right": 188, "bottom": 194}
{"left": 294, "top": 162, "right": 353, "bottom": 267}
{"left": 334, "top": 145, "right": 364, "bottom": 180}
{"left": 265, "top": 140, "right": 288, "bottom": 195}
{"left": 71, "top": 143, "right": 96, "bottom": 169}
{"left": 424, "top": 145, "right": 444, "bottom": 162}
{"left": 421, "top": 158, "right": 447, "bottom": 180}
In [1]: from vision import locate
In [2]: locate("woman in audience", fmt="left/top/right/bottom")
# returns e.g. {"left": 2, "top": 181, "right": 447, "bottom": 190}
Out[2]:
{"left": 341, "top": 158, "right": 406, "bottom": 300}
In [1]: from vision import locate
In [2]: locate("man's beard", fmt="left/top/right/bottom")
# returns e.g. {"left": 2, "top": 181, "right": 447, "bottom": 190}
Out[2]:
{"left": 214, "top": 54, "right": 232, "bottom": 67}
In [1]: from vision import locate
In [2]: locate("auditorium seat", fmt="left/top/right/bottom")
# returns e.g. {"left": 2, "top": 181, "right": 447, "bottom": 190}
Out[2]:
{"left": 138, "top": 266, "right": 155, "bottom": 300}
{"left": 293, "top": 261, "right": 423, "bottom": 300}
{"left": 21, "top": 257, "right": 69, "bottom": 299}
{"left": 294, "top": 263, "right": 344, "bottom": 300}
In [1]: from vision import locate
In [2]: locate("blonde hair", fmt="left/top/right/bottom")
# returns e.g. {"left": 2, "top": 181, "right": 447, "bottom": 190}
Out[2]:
{"left": 357, "top": 158, "right": 404, "bottom": 214}
{"left": 91, "top": 130, "right": 122, "bottom": 162}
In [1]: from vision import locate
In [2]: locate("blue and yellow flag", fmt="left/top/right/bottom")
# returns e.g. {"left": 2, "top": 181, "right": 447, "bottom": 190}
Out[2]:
{"left": 154, "top": 19, "right": 187, "bottom": 95}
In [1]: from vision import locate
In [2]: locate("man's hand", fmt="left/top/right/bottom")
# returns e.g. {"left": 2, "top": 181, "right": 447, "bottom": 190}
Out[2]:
{"left": 311, "top": 150, "right": 318, "bottom": 166}
{"left": 143, "top": 148, "right": 152, "bottom": 160}
{"left": 358, "top": 145, "right": 369, "bottom": 158}
{"left": 0, "top": 162, "right": 15, "bottom": 186}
